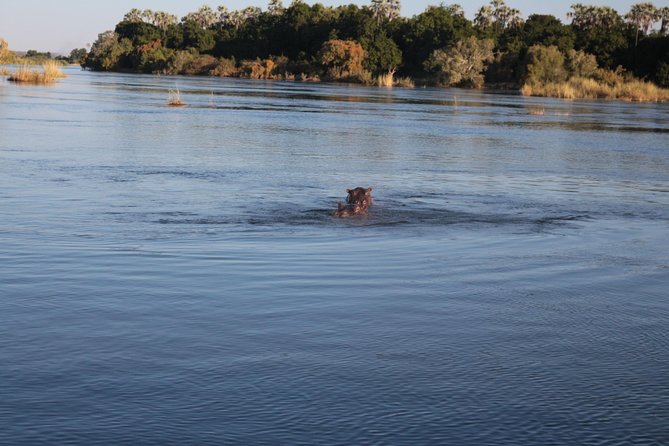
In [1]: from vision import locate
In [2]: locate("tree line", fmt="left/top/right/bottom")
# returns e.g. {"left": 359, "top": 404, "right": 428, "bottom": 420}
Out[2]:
{"left": 74, "top": 1, "right": 669, "bottom": 88}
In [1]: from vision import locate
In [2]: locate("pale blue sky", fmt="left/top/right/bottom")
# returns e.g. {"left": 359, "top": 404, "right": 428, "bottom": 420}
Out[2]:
{"left": 1, "top": 0, "right": 644, "bottom": 53}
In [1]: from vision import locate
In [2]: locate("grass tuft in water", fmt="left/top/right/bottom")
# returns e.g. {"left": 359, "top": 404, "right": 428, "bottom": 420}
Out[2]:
{"left": 8, "top": 61, "right": 66, "bottom": 84}
{"left": 167, "top": 89, "right": 185, "bottom": 107}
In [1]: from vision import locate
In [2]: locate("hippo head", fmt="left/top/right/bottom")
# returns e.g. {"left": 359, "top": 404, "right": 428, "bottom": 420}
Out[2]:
{"left": 333, "top": 187, "right": 373, "bottom": 218}
{"left": 346, "top": 187, "right": 373, "bottom": 207}
{"left": 333, "top": 202, "right": 363, "bottom": 218}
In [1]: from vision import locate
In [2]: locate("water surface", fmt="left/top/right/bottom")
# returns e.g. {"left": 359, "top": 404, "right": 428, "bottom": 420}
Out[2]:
{"left": 1, "top": 68, "right": 668, "bottom": 445}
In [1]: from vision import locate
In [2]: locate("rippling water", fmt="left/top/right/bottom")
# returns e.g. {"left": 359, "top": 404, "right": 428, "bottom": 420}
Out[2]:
{"left": 1, "top": 67, "right": 668, "bottom": 445}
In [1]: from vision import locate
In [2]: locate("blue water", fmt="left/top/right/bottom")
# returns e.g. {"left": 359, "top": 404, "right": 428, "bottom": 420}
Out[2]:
{"left": 1, "top": 67, "right": 668, "bottom": 445}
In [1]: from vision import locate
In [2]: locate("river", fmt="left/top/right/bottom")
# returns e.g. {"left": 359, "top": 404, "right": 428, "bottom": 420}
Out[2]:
{"left": 1, "top": 67, "right": 668, "bottom": 445}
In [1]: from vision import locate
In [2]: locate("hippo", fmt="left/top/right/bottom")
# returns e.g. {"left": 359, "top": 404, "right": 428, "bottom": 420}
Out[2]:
{"left": 332, "top": 187, "right": 373, "bottom": 217}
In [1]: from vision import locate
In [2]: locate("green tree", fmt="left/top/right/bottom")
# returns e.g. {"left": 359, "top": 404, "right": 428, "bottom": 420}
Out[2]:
{"left": 84, "top": 31, "right": 132, "bottom": 70}
{"left": 521, "top": 14, "right": 575, "bottom": 54}
{"left": 425, "top": 36, "right": 494, "bottom": 88}
{"left": 129, "top": 40, "right": 174, "bottom": 73}
{"left": 656, "top": 61, "right": 669, "bottom": 86}
{"left": 398, "top": 5, "right": 472, "bottom": 74}
{"left": 68, "top": 48, "right": 88, "bottom": 64}
{"left": 361, "top": 32, "right": 402, "bottom": 74}
{"left": 523, "top": 44, "right": 567, "bottom": 85}
{"left": 115, "top": 21, "right": 162, "bottom": 46}
{"left": 182, "top": 20, "right": 216, "bottom": 52}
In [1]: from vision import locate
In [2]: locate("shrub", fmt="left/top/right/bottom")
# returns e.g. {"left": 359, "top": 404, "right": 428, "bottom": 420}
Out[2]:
{"left": 210, "top": 57, "right": 238, "bottom": 77}
{"left": 425, "top": 37, "right": 495, "bottom": 88}
{"left": 166, "top": 50, "right": 197, "bottom": 74}
{"left": 523, "top": 45, "right": 567, "bottom": 85}
{"left": 319, "top": 39, "right": 367, "bottom": 81}
{"left": 240, "top": 59, "right": 278, "bottom": 80}
{"left": 182, "top": 54, "right": 219, "bottom": 75}
{"left": 130, "top": 40, "right": 174, "bottom": 73}
{"left": 566, "top": 49, "right": 598, "bottom": 78}
{"left": 592, "top": 66, "right": 625, "bottom": 86}
{"left": 656, "top": 62, "right": 669, "bottom": 88}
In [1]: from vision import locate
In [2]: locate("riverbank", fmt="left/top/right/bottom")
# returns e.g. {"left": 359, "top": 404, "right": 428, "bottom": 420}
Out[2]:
{"left": 78, "top": 62, "right": 669, "bottom": 102}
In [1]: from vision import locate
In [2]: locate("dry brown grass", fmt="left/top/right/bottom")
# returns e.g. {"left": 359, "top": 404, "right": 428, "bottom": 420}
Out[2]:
{"left": 42, "top": 60, "right": 66, "bottom": 82}
{"left": 521, "top": 75, "right": 669, "bottom": 102}
{"left": 394, "top": 76, "right": 415, "bottom": 88}
{"left": 8, "top": 61, "right": 66, "bottom": 84}
{"left": 372, "top": 72, "right": 415, "bottom": 88}
{"left": 375, "top": 72, "right": 394, "bottom": 87}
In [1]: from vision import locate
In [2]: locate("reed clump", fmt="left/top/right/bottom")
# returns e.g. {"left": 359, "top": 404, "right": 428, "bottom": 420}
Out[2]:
{"left": 8, "top": 61, "right": 66, "bottom": 84}
{"left": 372, "top": 72, "right": 414, "bottom": 88}
{"left": 167, "top": 89, "right": 185, "bottom": 106}
{"left": 394, "top": 76, "right": 415, "bottom": 88}
{"left": 375, "top": 72, "right": 394, "bottom": 87}
{"left": 521, "top": 75, "right": 669, "bottom": 102}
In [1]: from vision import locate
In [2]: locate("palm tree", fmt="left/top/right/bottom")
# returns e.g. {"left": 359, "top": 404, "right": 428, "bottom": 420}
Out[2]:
{"left": 123, "top": 8, "right": 144, "bottom": 23}
{"left": 569, "top": 4, "right": 622, "bottom": 31}
{"left": 370, "top": 0, "right": 401, "bottom": 23}
{"left": 474, "top": 1, "right": 522, "bottom": 32}
{"left": 242, "top": 6, "right": 262, "bottom": 22}
{"left": 153, "top": 11, "right": 178, "bottom": 31}
{"left": 659, "top": 7, "right": 669, "bottom": 34}
{"left": 227, "top": 10, "right": 246, "bottom": 29}
{"left": 444, "top": 3, "right": 465, "bottom": 17}
{"left": 626, "top": 3, "right": 658, "bottom": 47}
{"left": 217, "top": 5, "right": 230, "bottom": 27}
{"left": 474, "top": 5, "right": 494, "bottom": 29}
{"left": 268, "top": 0, "right": 285, "bottom": 16}
{"left": 183, "top": 5, "right": 218, "bottom": 28}
{"left": 141, "top": 9, "right": 154, "bottom": 24}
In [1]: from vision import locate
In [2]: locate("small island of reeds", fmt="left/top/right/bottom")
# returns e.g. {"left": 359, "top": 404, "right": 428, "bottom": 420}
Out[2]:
{"left": 7, "top": 61, "right": 67, "bottom": 85}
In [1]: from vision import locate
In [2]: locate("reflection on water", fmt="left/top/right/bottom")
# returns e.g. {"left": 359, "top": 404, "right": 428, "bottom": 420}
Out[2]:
{"left": 1, "top": 67, "right": 669, "bottom": 445}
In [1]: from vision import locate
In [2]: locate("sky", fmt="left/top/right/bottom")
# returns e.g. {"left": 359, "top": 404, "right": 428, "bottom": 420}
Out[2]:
{"left": 0, "top": 0, "right": 645, "bottom": 54}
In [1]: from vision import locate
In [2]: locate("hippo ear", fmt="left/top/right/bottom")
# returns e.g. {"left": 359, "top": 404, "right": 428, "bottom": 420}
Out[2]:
{"left": 346, "top": 189, "right": 352, "bottom": 193}
{"left": 366, "top": 187, "right": 373, "bottom": 194}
